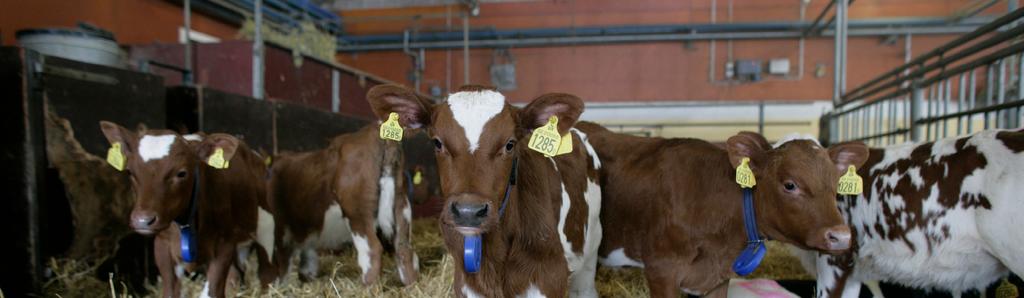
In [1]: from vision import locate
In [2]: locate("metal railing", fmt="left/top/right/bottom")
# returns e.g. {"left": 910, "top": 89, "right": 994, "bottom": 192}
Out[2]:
{"left": 823, "top": 8, "right": 1024, "bottom": 146}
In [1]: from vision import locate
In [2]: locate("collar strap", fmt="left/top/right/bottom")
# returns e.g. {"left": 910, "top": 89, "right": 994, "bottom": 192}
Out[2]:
{"left": 732, "top": 187, "right": 767, "bottom": 276}
{"left": 464, "top": 157, "right": 518, "bottom": 274}
{"left": 175, "top": 165, "right": 201, "bottom": 263}
{"left": 497, "top": 157, "right": 518, "bottom": 216}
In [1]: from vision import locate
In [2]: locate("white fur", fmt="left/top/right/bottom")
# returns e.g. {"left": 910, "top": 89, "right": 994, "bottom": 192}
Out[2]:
{"left": 462, "top": 285, "right": 484, "bottom": 298}
{"left": 555, "top": 179, "right": 580, "bottom": 270}
{"left": 378, "top": 166, "right": 396, "bottom": 240}
{"left": 570, "top": 128, "right": 602, "bottom": 169}
{"left": 174, "top": 264, "right": 186, "bottom": 278}
{"left": 517, "top": 284, "right": 546, "bottom": 298}
{"left": 353, "top": 234, "right": 372, "bottom": 281}
{"left": 413, "top": 253, "right": 420, "bottom": 272}
{"left": 138, "top": 134, "right": 176, "bottom": 162}
{"left": 599, "top": 248, "right": 644, "bottom": 268}
{"left": 773, "top": 133, "right": 821, "bottom": 148}
{"left": 447, "top": 90, "right": 506, "bottom": 153}
{"left": 812, "top": 130, "right": 1024, "bottom": 297}
{"left": 256, "top": 207, "right": 275, "bottom": 259}
{"left": 403, "top": 203, "right": 412, "bottom": 223}
{"left": 318, "top": 203, "right": 352, "bottom": 249}
{"left": 182, "top": 134, "right": 203, "bottom": 142}
{"left": 199, "top": 281, "right": 210, "bottom": 298}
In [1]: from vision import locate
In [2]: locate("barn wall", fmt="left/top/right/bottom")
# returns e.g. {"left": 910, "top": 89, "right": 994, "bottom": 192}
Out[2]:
{"left": 0, "top": 0, "right": 238, "bottom": 45}
{"left": 336, "top": 0, "right": 1008, "bottom": 103}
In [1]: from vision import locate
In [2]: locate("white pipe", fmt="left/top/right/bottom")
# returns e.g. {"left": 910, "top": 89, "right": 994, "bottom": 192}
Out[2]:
{"left": 253, "top": 0, "right": 264, "bottom": 99}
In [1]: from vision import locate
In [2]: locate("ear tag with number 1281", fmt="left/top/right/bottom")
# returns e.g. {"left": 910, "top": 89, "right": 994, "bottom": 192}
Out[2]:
{"left": 528, "top": 116, "right": 565, "bottom": 157}
{"left": 379, "top": 112, "right": 404, "bottom": 141}
{"left": 735, "top": 157, "right": 756, "bottom": 188}
{"left": 837, "top": 166, "right": 863, "bottom": 195}
{"left": 106, "top": 142, "right": 126, "bottom": 171}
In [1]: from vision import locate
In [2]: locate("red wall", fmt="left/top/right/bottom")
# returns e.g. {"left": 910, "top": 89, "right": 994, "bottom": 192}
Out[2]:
{"left": 337, "top": 0, "right": 1008, "bottom": 103}
{"left": 0, "top": 0, "right": 237, "bottom": 46}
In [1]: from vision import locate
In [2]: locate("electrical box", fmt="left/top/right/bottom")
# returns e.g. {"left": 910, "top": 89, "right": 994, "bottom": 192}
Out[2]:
{"left": 769, "top": 59, "right": 790, "bottom": 75}
{"left": 735, "top": 60, "right": 762, "bottom": 81}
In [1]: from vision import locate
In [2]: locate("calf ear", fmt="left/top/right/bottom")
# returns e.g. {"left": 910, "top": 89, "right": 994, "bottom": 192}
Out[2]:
{"left": 99, "top": 121, "right": 138, "bottom": 155}
{"left": 196, "top": 133, "right": 240, "bottom": 167}
{"left": 518, "top": 93, "right": 584, "bottom": 135}
{"left": 726, "top": 131, "right": 771, "bottom": 169}
{"left": 367, "top": 84, "right": 433, "bottom": 129}
{"left": 828, "top": 141, "right": 869, "bottom": 173}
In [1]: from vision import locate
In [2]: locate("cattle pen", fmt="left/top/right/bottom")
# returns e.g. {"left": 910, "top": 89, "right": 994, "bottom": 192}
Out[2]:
{"left": 2, "top": 1, "right": 1024, "bottom": 298}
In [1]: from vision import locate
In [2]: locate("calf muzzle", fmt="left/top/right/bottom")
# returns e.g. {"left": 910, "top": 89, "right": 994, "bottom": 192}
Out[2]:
{"left": 451, "top": 202, "right": 489, "bottom": 230}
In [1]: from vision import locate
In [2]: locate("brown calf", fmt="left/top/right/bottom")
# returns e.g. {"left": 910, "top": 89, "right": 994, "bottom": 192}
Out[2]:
{"left": 267, "top": 124, "right": 417, "bottom": 285}
{"left": 368, "top": 84, "right": 604, "bottom": 297}
{"left": 574, "top": 122, "right": 867, "bottom": 298}
{"left": 100, "top": 122, "right": 275, "bottom": 298}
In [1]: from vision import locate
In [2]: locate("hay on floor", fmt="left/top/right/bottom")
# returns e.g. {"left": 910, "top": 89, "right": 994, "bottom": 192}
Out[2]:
{"left": 41, "top": 218, "right": 813, "bottom": 297}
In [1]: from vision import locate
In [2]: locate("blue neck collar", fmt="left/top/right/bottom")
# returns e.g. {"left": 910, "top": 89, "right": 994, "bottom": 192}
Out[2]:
{"left": 463, "top": 157, "right": 518, "bottom": 273}
{"left": 732, "top": 188, "right": 767, "bottom": 276}
{"left": 176, "top": 165, "right": 200, "bottom": 263}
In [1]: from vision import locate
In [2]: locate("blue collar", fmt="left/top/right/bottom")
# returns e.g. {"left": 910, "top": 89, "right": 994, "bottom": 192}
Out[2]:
{"left": 175, "top": 165, "right": 200, "bottom": 263}
{"left": 463, "top": 157, "right": 518, "bottom": 273}
{"left": 732, "top": 188, "right": 767, "bottom": 276}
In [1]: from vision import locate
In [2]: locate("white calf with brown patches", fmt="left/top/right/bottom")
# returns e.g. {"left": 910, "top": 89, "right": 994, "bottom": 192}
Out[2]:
{"left": 368, "top": 84, "right": 602, "bottom": 297}
{"left": 801, "top": 129, "right": 1024, "bottom": 298}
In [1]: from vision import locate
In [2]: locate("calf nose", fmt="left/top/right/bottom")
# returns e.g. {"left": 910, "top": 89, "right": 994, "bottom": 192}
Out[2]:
{"left": 824, "top": 225, "right": 852, "bottom": 251}
{"left": 450, "top": 202, "right": 489, "bottom": 227}
{"left": 130, "top": 211, "right": 158, "bottom": 231}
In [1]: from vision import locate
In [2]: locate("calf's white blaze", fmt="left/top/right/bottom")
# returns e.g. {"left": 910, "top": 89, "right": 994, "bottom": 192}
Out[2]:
{"left": 447, "top": 90, "right": 505, "bottom": 153}
{"left": 138, "top": 134, "right": 176, "bottom": 162}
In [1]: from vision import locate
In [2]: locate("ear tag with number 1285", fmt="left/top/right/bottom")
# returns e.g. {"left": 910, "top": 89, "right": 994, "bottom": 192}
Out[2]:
{"left": 528, "top": 116, "right": 565, "bottom": 157}
{"left": 735, "top": 157, "right": 756, "bottom": 188}
{"left": 106, "top": 142, "right": 126, "bottom": 171}
{"left": 379, "top": 112, "right": 404, "bottom": 141}
{"left": 837, "top": 166, "right": 863, "bottom": 195}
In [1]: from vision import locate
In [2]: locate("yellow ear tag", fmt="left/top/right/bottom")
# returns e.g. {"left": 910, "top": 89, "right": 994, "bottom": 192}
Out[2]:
{"left": 735, "top": 157, "right": 756, "bottom": 188}
{"left": 554, "top": 131, "right": 573, "bottom": 155}
{"left": 379, "top": 112, "right": 404, "bottom": 141}
{"left": 837, "top": 165, "right": 863, "bottom": 195}
{"left": 207, "top": 148, "right": 230, "bottom": 169}
{"left": 528, "top": 116, "right": 563, "bottom": 157}
{"left": 264, "top": 156, "right": 272, "bottom": 166}
{"left": 106, "top": 142, "right": 126, "bottom": 171}
{"left": 413, "top": 170, "right": 423, "bottom": 185}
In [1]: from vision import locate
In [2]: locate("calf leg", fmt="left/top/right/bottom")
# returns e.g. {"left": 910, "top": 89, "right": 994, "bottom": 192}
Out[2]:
{"left": 568, "top": 253, "right": 599, "bottom": 298}
{"left": 644, "top": 267, "right": 680, "bottom": 298}
{"left": 298, "top": 247, "right": 319, "bottom": 282}
{"left": 816, "top": 253, "right": 861, "bottom": 298}
{"left": 154, "top": 236, "right": 180, "bottom": 298}
{"left": 203, "top": 242, "right": 238, "bottom": 298}
{"left": 349, "top": 217, "right": 384, "bottom": 285}
{"left": 255, "top": 242, "right": 278, "bottom": 286}
{"left": 393, "top": 196, "right": 418, "bottom": 286}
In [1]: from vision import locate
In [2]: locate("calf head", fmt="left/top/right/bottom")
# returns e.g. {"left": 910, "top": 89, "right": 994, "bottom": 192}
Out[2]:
{"left": 368, "top": 84, "right": 582, "bottom": 236}
{"left": 100, "top": 121, "right": 239, "bottom": 235}
{"left": 725, "top": 132, "right": 868, "bottom": 253}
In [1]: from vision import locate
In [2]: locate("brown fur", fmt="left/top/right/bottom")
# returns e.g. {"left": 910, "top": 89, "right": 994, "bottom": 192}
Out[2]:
{"left": 267, "top": 124, "right": 417, "bottom": 286}
{"left": 575, "top": 122, "right": 867, "bottom": 298}
{"left": 367, "top": 84, "right": 598, "bottom": 297}
{"left": 99, "top": 122, "right": 275, "bottom": 298}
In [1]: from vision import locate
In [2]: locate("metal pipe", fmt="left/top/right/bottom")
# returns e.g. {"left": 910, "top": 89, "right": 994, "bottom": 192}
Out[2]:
{"left": 969, "top": 69, "right": 977, "bottom": 132}
{"left": 253, "top": 0, "right": 264, "bottom": 99}
{"left": 331, "top": 69, "right": 339, "bottom": 113}
{"left": 802, "top": 0, "right": 836, "bottom": 37}
{"left": 184, "top": 0, "right": 193, "bottom": 85}
{"left": 833, "top": 0, "right": 844, "bottom": 104}
{"left": 758, "top": 100, "right": 765, "bottom": 134}
{"left": 839, "top": 0, "right": 849, "bottom": 94}
{"left": 911, "top": 80, "right": 924, "bottom": 141}
{"left": 998, "top": 58, "right": 1007, "bottom": 128}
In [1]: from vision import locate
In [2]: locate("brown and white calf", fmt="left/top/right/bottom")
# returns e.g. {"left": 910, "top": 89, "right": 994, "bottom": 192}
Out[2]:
{"left": 574, "top": 122, "right": 867, "bottom": 298}
{"left": 794, "top": 129, "right": 1024, "bottom": 298}
{"left": 100, "top": 122, "right": 276, "bottom": 298}
{"left": 368, "top": 84, "right": 603, "bottom": 297}
{"left": 267, "top": 124, "right": 417, "bottom": 285}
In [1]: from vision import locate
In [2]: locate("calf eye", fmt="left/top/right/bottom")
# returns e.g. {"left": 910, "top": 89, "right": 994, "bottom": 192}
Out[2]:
{"left": 432, "top": 138, "right": 444, "bottom": 151}
{"left": 176, "top": 170, "right": 188, "bottom": 178}
{"left": 783, "top": 182, "right": 797, "bottom": 192}
{"left": 504, "top": 139, "right": 516, "bottom": 152}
